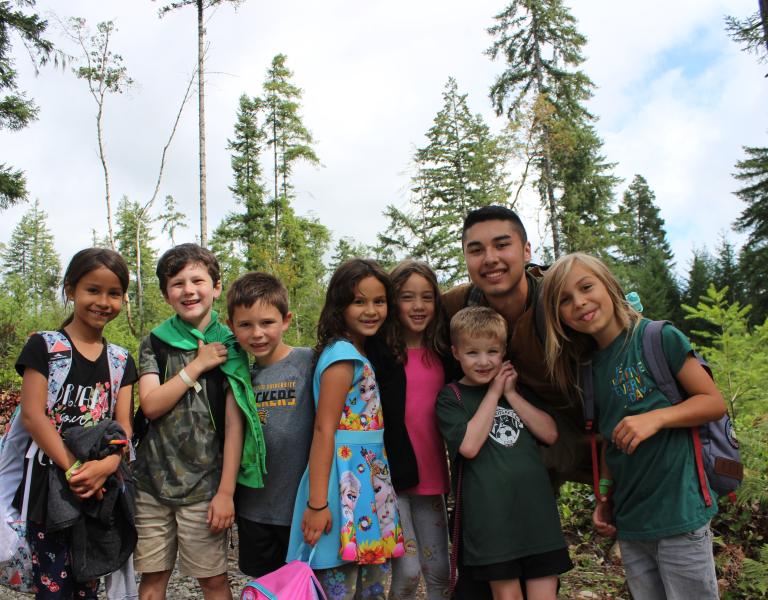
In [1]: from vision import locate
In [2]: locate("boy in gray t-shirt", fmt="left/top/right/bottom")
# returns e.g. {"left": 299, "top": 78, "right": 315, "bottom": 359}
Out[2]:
{"left": 226, "top": 272, "right": 315, "bottom": 577}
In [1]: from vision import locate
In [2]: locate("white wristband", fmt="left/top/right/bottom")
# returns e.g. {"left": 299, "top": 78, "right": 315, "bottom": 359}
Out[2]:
{"left": 179, "top": 368, "right": 202, "bottom": 393}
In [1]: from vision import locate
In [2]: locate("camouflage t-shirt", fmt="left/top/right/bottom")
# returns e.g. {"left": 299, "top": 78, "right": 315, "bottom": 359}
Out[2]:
{"left": 132, "top": 335, "right": 224, "bottom": 506}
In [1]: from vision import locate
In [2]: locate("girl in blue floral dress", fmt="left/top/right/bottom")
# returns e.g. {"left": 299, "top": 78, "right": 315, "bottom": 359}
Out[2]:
{"left": 288, "top": 259, "right": 405, "bottom": 600}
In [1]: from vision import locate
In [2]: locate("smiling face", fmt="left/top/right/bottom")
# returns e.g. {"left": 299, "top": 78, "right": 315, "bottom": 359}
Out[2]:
{"left": 163, "top": 261, "right": 222, "bottom": 329}
{"left": 463, "top": 220, "right": 531, "bottom": 299}
{"left": 558, "top": 262, "right": 623, "bottom": 348}
{"left": 343, "top": 276, "right": 387, "bottom": 351}
{"left": 67, "top": 266, "right": 124, "bottom": 335}
{"left": 229, "top": 301, "right": 292, "bottom": 367}
{"left": 452, "top": 332, "right": 505, "bottom": 386}
{"left": 396, "top": 273, "right": 436, "bottom": 347}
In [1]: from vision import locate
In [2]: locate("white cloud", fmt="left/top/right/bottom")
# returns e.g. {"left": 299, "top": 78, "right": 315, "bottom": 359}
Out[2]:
{"left": 1, "top": 0, "right": 765, "bottom": 283}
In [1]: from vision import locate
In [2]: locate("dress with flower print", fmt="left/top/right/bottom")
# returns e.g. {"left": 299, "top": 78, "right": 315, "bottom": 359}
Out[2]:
{"left": 288, "top": 340, "right": 405, "bottom": 569}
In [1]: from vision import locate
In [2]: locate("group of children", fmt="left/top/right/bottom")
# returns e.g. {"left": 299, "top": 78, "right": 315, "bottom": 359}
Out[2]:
{"left": 10, "top": 206, "right": 726, "bottom": 600}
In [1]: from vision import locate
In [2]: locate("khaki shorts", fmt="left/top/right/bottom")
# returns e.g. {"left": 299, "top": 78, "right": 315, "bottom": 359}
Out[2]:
{"left": 133, "top": 488, "right": 228, "bottom": 578}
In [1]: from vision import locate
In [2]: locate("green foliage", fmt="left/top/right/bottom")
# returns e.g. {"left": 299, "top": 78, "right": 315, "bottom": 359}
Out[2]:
{"left": 70, "top": 19, "right": 133, "bottom": 95}
{"left": 114, "top": 196, "right": 164, "bottom": 337}
{"left": 487, "top": 0, "right": 615, "bottom": 258}
{"left": 0, "top": 0, "right": 55, "bottom": 208}
{"left": 611, "top": 175, "right": 680, "bottom": 320}
{"left": 683, "top": 285, "right": 763, "bottom": 419}
{"left": 158, "top": 194, "right": 188, "bottom": 246}
{"left": 733, "top": 145, "right": 768, "bottom": 323}
{"left": 380, "top": 77, "right": 512, "bottom": 285}
{"left": 1, "top": 199, "right": 60, "bottom": 314}
{"left": 725, "top": 11, "right": 768, "bottom": 65}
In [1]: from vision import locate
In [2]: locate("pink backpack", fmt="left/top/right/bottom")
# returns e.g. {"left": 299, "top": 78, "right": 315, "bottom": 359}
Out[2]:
{"left": 240, "top": 546, "right": 327, "bottom": 600}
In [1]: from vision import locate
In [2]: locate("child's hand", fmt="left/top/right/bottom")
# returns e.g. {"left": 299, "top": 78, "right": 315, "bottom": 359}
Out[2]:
{"left": 302, "top": 507, "right": 332, "bottom": 546}
{"left": 207, "top": 492, "right": 235, "bottom": 533}
{"left": 612, "top": 411, "right": 663, "bottom": 454}
{"left": 68, "top": 455, "right": 120, "bottom": 500}
{"left": 593, "top": 497, "right": 616, "bottom": 538}
{"left": 502, "top": 363, "right": 519, "bottom": 395}
{"left": 489, "top": 361, "right": 514, "bottom": 397}
{"left": 194, "top": 339, "right": 228, "bottom": 372}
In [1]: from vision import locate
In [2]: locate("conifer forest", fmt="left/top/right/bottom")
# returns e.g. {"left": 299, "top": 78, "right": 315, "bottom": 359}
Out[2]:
{"left": 1, "top": 1, "right": 767, "bottom": 597}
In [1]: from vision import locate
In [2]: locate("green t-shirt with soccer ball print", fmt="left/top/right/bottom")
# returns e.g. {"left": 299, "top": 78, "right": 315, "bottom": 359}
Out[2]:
{"left": 437, "top": 382, "right": 567, "bottom": 566}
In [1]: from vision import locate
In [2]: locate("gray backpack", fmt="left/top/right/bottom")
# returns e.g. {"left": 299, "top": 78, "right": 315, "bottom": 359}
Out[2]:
{"left": 582, "top": 320, "right": 743, "bottom": 507}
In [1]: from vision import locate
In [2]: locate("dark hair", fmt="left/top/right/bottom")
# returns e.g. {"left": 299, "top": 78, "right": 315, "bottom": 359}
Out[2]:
{"left": 227, "top": 272, "right": 289, "bottom": 320}
{"left": 389, "top": 260, "right": 449, "bottom": 364}
{"left": 62, "top": 248, "right": 130, "bottom": 327}
{"left": 462, "top": 205, "right": 527, "bottom": 245}
{"left": 156, "top": 243, "right": 220, "bottom": 295}
{"left": 315, "top": 259, "right": 395, "bottom": 355}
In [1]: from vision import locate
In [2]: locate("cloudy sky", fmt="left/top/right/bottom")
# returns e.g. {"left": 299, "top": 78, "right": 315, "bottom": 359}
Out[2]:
{"left": 3, "top": 0, "right": 767, "bottom": 278}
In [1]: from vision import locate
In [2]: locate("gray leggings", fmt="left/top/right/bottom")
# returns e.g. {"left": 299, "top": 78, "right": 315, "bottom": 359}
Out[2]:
{"left": 389, "top": 493, "right": 450, "bottom": 600}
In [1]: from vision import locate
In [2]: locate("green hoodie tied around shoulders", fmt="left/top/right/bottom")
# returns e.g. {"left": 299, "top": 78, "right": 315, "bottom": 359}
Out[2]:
{"left": 151, "top": 311, "right": 266, "bottom": 488}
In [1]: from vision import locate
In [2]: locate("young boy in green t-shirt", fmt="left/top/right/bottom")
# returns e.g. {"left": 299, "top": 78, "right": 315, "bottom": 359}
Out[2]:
{"left": 436, "top": 306, "right": 571, "bottom": 600}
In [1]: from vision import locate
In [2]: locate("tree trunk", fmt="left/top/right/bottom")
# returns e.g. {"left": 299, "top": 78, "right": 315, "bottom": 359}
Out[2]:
{"left": 197, "top": 0, "right": 208, "bottom": 246}
{"left": 760, "top": 0, "right": 768, "bottom": 57}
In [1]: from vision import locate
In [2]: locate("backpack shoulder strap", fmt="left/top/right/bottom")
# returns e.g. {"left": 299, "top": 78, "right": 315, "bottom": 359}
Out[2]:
{"left": 446, "top": 381, "right": 463, "bottom": 597}
{"left": 149, "top": 333, "right": 169, "bottom": 384}
{"left": 106, "top": 342, "right": 129, "bottom": 416}
{"left": 579, "top": 359, "right": 602, "bottom": 500}
{"left": 38, "top": 331, "right": 73, "bottom": 418}
{"left": 641, "top": 320, "right": 683, "bottom": 405}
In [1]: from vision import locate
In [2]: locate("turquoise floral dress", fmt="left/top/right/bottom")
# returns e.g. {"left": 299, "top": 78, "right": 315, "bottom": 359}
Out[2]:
{"left": 288, "top": 340, "right": 405, "bottom": 569}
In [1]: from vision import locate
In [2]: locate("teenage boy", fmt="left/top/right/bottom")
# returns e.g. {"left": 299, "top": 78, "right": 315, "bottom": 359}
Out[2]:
{"left": 436, "top": 307, "right": 571, "bottom": 600}
{"left": 133, "top": 244, "right": 265, "bottom": 600}
{"left": 442, "top": 205, "right": 589, "bottom": 485}
{"left": 226, "top": 272, "right": 314, "bottom": 577}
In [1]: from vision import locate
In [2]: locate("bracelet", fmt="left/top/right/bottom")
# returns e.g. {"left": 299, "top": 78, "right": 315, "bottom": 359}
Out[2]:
{"left": 598, "top": 478, "right": 614, "bottom": 497}
{"left": 65, "top": 460, "right": 82, "bottom": 481}
{"left": 179, "top": 368, "right": 202, "bottom": 393}
{"left": 306, "top": 501, "right": 329, "bottom": 511}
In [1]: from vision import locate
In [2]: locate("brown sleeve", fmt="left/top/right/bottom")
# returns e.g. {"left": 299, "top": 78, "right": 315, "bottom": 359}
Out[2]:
{"left": 441, "top": 284, "right": 471, "bottom": 319}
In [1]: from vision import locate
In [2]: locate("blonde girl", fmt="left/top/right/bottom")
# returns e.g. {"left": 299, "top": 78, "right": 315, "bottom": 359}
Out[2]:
{"left": 541, "top": 252, "right": 725, "bottom": 600}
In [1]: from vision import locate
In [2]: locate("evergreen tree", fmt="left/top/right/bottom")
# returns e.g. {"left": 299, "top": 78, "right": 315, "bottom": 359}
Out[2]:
{"left": 0, "top": 1, "right": 55, "bottom": 208}
{"left": 680, "top": 248, "right": 715, "bottom": 344}
{"left": 487, "top": 0, "right": 615, "bottom": 257}
{"left": 330, "top": 237, "right": 375, "bottom": 272}
{"left": 611, "top": 175, "right": 679, "bottom": 320}
{"left": 380, "top": 77, "right": 512, "bottom": 286}
{"left": 155, "top": 0, "right": 247, "bottom": 245}
{"left": 114, "top": 195, "right": 163, "bottom": 335}
{"left": 262, "top": 54, "right": 320, "bottom": 256}
{"left": 713, "top": 234, "right": 744, "bottom": 307}
{"left": 733, "top": 145, "right": 768, "bottom": 323}
{"left": 158, "top": 194, "right": 188, "bottom": 246}
{"left": 1, "top": 199, "right": 60, "bottom": 313}
{"left": 224, "top": 94, "right": 271, "bottom": 271}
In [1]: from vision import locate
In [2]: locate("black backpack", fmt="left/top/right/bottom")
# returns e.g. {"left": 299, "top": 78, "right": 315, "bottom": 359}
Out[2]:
{"left": 581, "top": 320, "right": 743, "bottom": 506}
{"left": 132, "top": 334, "right": 226, "bottom": 448}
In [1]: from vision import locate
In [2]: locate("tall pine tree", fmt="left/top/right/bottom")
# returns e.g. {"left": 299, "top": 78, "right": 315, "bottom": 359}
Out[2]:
{"left": 611, "top": 175, "right": 679, "bottom": 320}
{"left": 487, "top": 0, "right": 615, "bottom": 257}
{"left": 262, "top": 54, "right": 320, "bottom": 257}
{"left": 733, "top": 145, "right": 768, "bottom": 323}
{"left": 1, "top": 199, "right": 60, "bottom": 314}
{"left": 380, "top": 77, "right": 512, "bottom": 286}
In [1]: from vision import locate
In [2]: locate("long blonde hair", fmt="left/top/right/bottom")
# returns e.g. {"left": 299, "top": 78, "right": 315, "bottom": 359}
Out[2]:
{"left": 541, "top": 253, "right": 641, "bottom": 398}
